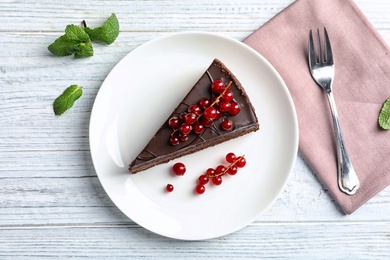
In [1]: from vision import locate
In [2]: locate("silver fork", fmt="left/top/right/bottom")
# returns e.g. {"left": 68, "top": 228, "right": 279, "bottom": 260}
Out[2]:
{"left": 308, "top": 27, "right": 360, "bottom": 195}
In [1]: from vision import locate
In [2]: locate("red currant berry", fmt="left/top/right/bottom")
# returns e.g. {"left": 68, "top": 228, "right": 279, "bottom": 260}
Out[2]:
{"left": 178, "top": 132, "right": 188, "bottom": 142}
{"left": 199, "top": 98, "right": 210, "bottom": 109}
{"left": 166, "top": 184, "right": 174, "bottom": 192}
{"left": 211, "top": 79, "right": 225, "bottom": 94}
{"left": 169, "top": 135, "right": 180, "bottom": 145}
{"left": 221, "top": 89, "right": 234, "bottom": 102}
{"left": 184, "top": 112, "right": 197, "bottom": 125}
{"left": 225, "top": 152, "right": 237, "bottom": 163}
{"left": 179, "top": 123, "right": 191, "bottom": 135}
{"left": 193, "top": 122, "right": 204, "bottom": 134}
{"left": 211, "top": 176, "right": 223, "bottom": 185}
{"left": 219, "top": 101, "right": 231, "bottom": 112}
{"left": 188, "top": 104, "right": 201, "bottom": 115}
{"left": 172, "top": 162, "right": 186, "bottom": 176}
{"left": 228, "top": 101, "right": 241, "bottom": 116}
{"left": 200, "top": 116, "right": 213, "bottom": 127}
{"left": 236, "top": 157, "right": 246, "bottom": 168}
{"left": 221, "top": 119, "right": 233, "bottom": 131}
{"left": 203, "top": 107, "right": 217, "bottom": 120}
{"left": 198, "top": 174, "right": 209, "bottom": 185}
{"left": 168, "top": 116, "right": 180, "bottom": 129}
{"left": 195, "top": 184, "right": 206, "bottom": 195}
{"left": 206, "top": 168, "right": 215, "bottom": 176}
{"left": 179, "top": 112, "right": 187, "bottom": 122}
{"left": 227, "top": 166, "right": 238, "bottom": 175}
{"left": 215, "top": 165, "right": 227, "bottom": 175}
{"left": 215, "top": 109, "right": 222, "bottom": 120}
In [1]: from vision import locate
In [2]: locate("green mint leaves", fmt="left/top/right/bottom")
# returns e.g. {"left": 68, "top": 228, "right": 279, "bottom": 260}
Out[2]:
{"left": 50, "top": 14, "right": 119, "bottom": 115}
{"left": 378, "top": 97, "right": 390, "bottom": 130}
{"left": 48, "top": 13, "right": 119, "bottom": 58}
{"left": 53, "top": 85, "right": 83, "bottom": 115}
{"left": 48, "top": 25, "right": 93, "bottom": 58}
{"left": 83, "top": 13, "right": 119, "bottom": 44}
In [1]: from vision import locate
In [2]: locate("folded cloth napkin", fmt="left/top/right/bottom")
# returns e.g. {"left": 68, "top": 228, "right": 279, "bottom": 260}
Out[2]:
{"left": 244, "top": 0, "right": 390, "bottom": 214}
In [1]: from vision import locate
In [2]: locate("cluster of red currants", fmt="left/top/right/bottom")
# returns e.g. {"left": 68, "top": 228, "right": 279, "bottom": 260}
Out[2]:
{"left": 165, "top": 153, "right": 246, "bottom": 194}
{"left": 194, "top": 152, "right": 246, "bottom": 195}
{"left": 168, "top": 79, "right": 241, "bottom": 146}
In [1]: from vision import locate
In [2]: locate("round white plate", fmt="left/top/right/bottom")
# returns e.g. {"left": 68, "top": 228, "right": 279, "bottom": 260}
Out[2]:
{"left": 89, "top": 32, "right": 298, "bottom": 240}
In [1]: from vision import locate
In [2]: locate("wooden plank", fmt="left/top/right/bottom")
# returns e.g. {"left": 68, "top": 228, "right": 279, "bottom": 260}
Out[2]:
{"left": 0, "top": 0, "right": 292, "bottom": 32}
{"left": 0, "top": 222, "right": 389, "bottom": 259}
{"left": 0, "top": 0, "right": 389, "bottom": 33}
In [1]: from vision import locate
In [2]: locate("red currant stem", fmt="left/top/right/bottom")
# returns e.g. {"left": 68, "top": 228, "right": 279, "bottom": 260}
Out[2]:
{"left": 208, "top": 155, "right": 245, "bottom": 178}
{"left": 196, "top": 81, "right": 233, "bottom": 120}
{"left": 170, "top": 128, "right": 178, "bottom": 136}
{"left": 210, "top": 81, "right": 233, "bottom": 108}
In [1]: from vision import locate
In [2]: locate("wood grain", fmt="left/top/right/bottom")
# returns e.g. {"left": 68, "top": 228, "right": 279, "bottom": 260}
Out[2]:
{"left": 1, "top": 0, "right": 390, "bottom": 258}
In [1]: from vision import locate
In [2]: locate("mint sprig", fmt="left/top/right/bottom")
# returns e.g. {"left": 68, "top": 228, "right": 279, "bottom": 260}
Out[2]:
{"left": 53, "top": 85, "right": 83, "bottom": 115}
{"left": 84, "top": 13, "right": 119, "bottom": 44}
{"left": 378, "top": 97, "right": 390, "bottom": 130}
{"left": 48, "top": 13, "right": 119, "bottom": 58}
{"left": 48, "top": 25, "right": 93, "bottom": 58}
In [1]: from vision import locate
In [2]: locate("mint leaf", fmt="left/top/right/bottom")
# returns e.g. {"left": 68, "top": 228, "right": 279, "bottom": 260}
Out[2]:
{"left": 73, "top": 41, "right": 94, "bottom": 58}
{"left": 65, "top": 24, "right": 90, "bottom": 43}
{"left": 53, "top": 85, "right": 83, "bottom": 115}
{"left": 379, "top": 97, "right": 390, "bottom": 130}
{"left": 48, "top": 24, "right": 93, "bottom": 58}
{"left": 84, "top": 13, "right": 119, "bottom": 44}
{"left": 47, "top": 35, "right": 73, "bottom": 57}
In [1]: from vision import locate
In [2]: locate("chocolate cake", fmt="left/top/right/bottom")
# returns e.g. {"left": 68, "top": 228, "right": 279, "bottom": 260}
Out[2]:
{"left": 129, "top": 58, "right": 259, "bottom": 173}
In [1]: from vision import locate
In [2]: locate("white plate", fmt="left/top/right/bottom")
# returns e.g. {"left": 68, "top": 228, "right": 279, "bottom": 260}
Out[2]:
{"left": 89, "top": 32, "right": 298, "bottom": 240}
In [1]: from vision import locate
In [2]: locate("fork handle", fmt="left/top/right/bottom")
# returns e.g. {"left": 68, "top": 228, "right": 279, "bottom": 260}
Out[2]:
{"left": 326, "top": 91, "right": 360, "bottom": 195}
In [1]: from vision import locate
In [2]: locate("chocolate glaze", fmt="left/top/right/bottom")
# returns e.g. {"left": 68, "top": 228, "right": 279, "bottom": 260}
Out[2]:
{"left": 129, "top": 58, "right": 259, "bottom": 173}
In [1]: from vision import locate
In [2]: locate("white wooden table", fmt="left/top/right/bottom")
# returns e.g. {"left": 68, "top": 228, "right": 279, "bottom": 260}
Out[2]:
{"left": 1, "top": 0, "right": 390, "bottom": 258}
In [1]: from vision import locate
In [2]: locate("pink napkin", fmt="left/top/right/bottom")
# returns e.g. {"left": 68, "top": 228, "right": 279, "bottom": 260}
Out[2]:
{"left": 244, "top": 0, "right": 390, "bottom": 214}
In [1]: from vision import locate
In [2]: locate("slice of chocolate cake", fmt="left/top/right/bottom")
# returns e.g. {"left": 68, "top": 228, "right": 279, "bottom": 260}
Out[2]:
{"left": 129, "top": 58, "right": 259, "bottom": 173}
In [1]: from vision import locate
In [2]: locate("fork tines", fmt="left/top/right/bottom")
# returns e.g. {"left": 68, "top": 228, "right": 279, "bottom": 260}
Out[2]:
{"left": 309, "top": 27, "right": 333, "bottom": 65}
